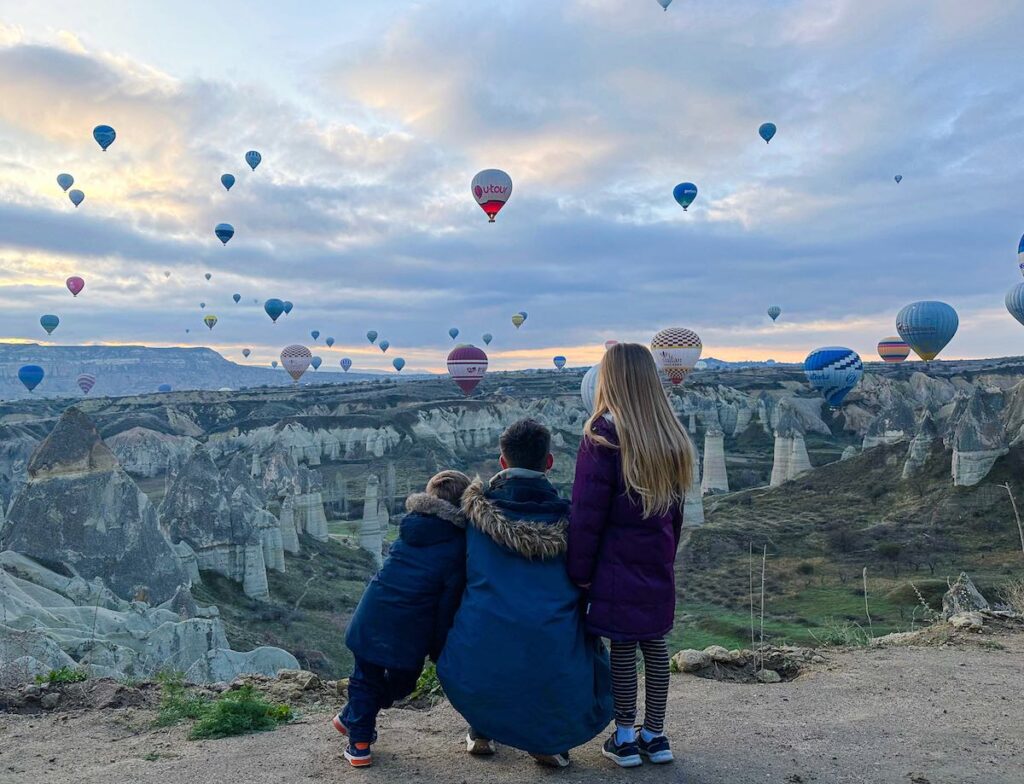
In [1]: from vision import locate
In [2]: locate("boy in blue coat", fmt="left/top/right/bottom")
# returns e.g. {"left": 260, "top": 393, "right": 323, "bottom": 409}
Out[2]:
{"left": 335, "top": 470, "right": 470, "bottom": 768}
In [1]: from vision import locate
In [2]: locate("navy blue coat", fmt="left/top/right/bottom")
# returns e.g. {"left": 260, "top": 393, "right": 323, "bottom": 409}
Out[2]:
{"left": 438, "top": 470, "right": 613, "bottom": 756}
{"left": 345, "top": 493, "right": 466, "bottom": 671}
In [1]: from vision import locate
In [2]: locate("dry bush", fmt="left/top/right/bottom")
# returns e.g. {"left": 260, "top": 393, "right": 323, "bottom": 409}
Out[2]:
{"left": 1000, "top": 579, "right": 1024, "bottom": 615}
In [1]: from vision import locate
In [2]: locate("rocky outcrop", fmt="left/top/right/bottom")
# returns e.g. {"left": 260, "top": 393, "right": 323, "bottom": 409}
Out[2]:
{"left": 358, "top": 475, "right": 388, "bottom": 566}
{"left": 948, "top": 389, "right": 1007, "bottom": 486}
{"left": 902, "top": 412, "right": 938, "bottom": 479}
{"left": 862, "top": 397, "right": 916, "bottom": 450}
{"left": 841, "top": 446, "right": 857, "bottom": 461}
{"left": 105, "top": 427, "right": 197, "bottom": 478}
{"left": 941, "top": 573, "right": 990, "bottom": 619}
{"left": 700, "top": 428, "right": 729, "bottom": 495}
{"left": 683, "top": 459, "right": 704, "bottom": 527}
{"left": 769, "top": 405, "right": 811, "bottom": 487}
{"left": 0, "top": 408, "right": 186, "bottom": 604}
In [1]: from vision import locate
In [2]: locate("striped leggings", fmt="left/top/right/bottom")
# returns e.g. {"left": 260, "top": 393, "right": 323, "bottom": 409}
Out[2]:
{"left": 610, "top": 638, "right": 670, "bottom": 734}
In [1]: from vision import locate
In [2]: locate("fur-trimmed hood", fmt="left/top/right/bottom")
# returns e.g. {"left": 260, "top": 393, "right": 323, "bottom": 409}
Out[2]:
{"left": 399, "top": 492, "right": 466, "bottom": 548}
{"left": 405, "top": 492, "right": 466, "bottom": 526}
{"left": 462, "top": 478, "right": 568, "bottom": 560}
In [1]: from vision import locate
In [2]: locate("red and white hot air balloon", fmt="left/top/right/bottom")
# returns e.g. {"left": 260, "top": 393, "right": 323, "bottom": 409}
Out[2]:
{"left": 280, "top": 344, "right": 312, "bottom": 382}
{"left": 651, "top": 327, "right": 702, "bottom": 385}
{"left": 471, "top": 169, "right": 512, "bottom": 222}
{"left": 66, "top": 276, "right": 85, "bottom": 297}
{"left": 76, "top": 373, "right": 96, "bottom": 395}
{"left": 447, "top": 345, "right": 489, "bottom": 395}
{"left": 604, "top": 340, "right": 618, "bottom": 351}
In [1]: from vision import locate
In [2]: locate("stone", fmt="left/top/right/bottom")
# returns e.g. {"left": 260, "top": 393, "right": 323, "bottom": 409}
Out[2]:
{"left": 682, "top": 458, "right": 704, "bottom": 528}
{"left": 671, "top": 649, "right": 710, "bottom": 673}
{"left": 949, "top": 389, "right": 1008, "bottom": 486}
{"left": 700, "top": 429, "right": 729, "bottom": 495}
{"left": 105, "top": 427, "right": 197, "bottom": 478}
{"left": 902, "top": 412, "right": 938, "bottom": 479}
{"left": 358, "top": 475, "right": 387, "bottom": 567}
{"left": 40, "top": 692, "right": 60, "bottom": 709}
{"left": 703, "top": 645, "right": 733, "bottom": 664}
{"left": 755, "top": 668, "right": 782, "bottom": 684}
{"left": 841, "top": 446, "right": 857, "bottom": 461}
{"left": 770, "top": 404, "right": 812, "bottom": 486}
{"left": 949, "top": 611, "right": 983, "bottom": 630}
{"left": 942, "top": 573, "right": 990, "bottom": 619}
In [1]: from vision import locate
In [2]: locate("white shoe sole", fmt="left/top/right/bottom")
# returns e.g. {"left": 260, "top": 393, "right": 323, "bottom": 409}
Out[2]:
{"left": 466, "top": 734, "right": 496, "bottom": 756}
{"left": 532, "top": 754, "right": 570, "bottom": 769}
{"left": 642, "top": 750, "right": 674, "bottom": 764}
{"left": 602, "top": 749, "right": 642, "bottom": 768}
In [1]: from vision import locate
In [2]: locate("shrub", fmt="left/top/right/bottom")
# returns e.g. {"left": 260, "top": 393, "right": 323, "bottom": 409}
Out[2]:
{"left": 188, "top": 685, "right": 292, "bottom": 740}
{"left": 411, "top": 663, "right": 444, "bottom": 701}
{"left": 35, "top": 666, "right": 87, "bottom": 685}
{"left": 1000, "top": 579, "right": 1024, "bottom": 615}
{"left": 808, "top": 618, "right": 871, "bottom": 647}
{"left": 154, "top": 671, "right": 209, "bottom": 727}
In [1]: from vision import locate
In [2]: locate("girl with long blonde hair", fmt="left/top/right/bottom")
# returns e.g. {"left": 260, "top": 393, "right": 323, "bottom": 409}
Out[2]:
{"left": 567, "top": 342, "right": 695, "bottom": 768}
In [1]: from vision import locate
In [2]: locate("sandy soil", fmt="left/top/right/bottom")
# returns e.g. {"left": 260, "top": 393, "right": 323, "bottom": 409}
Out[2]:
{"left": 1, "top": 634, "right": 1021, "bottom": 784}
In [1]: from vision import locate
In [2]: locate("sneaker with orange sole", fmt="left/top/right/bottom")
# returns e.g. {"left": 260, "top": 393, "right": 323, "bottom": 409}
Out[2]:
{"left": 344, "top": 741, "right": 373, "bottom": 768}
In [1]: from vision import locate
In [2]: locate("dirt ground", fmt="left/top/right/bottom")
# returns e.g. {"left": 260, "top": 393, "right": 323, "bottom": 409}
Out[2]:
{"left": 1, "top": 633, "right": 1021, "bottom": 784}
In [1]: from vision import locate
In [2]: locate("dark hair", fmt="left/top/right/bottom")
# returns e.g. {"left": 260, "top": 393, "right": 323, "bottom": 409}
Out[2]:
{"left": 499, "top": 418, "right": 551, "bottom": 471}
{"left": 425, "top": 470, "right": 471, "bottom": 505}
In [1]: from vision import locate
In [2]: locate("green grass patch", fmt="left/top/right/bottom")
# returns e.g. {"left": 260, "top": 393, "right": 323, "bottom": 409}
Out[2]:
{"left": 188, "top": 685, "right": 292, "bottom": 740}
{"left": 35, "top": 666, "right": 87, "bottom": 685}
{"left": 411, "top": 663, "right": 444, "bottom": 701}
{"left": 154, "top": 671, "right": 209, "bottom": 727}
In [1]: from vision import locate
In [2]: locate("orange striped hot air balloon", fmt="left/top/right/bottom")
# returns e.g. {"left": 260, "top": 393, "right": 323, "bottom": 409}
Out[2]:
{"left": 877, "top": 337, "right": 911, "bottom": 363}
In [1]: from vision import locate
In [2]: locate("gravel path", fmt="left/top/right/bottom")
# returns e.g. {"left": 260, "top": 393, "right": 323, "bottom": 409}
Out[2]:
{"left": 2, "top": 635, "right": 1021, "bottom": 784}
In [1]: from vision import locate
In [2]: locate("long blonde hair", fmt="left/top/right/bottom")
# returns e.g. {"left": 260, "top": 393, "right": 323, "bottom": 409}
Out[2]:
{"left": 584, "top": 343, "right": 695, "bottom": 517}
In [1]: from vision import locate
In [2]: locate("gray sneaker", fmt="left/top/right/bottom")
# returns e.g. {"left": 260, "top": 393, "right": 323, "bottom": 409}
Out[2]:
{"left": 531, "top": 752, "right": 571, "bottom": 769}
{"left": 466, "top": 728, "right": 496, "bottom": 756}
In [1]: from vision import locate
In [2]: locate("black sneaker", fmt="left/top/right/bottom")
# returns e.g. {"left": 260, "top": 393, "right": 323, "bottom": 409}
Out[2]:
{"left": 531, "top": 751, "right": 571, "bottom": 769}
{"left": 636, "top": 731, "right": 674, "bottom": 764}
{"left": 466, "top": 727, "right": 496, "bottom": 756}
{"left": 602, "top": 732, "right": 642, "bottom": 768}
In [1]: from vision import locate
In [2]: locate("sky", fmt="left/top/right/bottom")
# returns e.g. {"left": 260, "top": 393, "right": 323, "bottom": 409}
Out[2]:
{"left": 0, "top": 0, "right": 1022, "bottom": 374}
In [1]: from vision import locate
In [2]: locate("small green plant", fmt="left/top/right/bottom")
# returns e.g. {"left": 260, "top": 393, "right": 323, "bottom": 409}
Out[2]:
{"left": 34, "top": 666, "right": 87, "bottom": 685}
{"left": 188, "top": 685, "right": 292, "bottom": 740}
{"left": 154, "top": 671, "right": 209, "bottom": 727}
{"left": 411, "top": 663, "right": 444, "bottom": 701}
{"left": 808, "top": 618, "right": 871, "bottom": 647}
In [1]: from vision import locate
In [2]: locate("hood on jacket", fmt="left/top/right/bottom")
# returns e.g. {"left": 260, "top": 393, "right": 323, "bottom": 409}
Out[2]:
{"left": 462, "top": 478, "right": 568, "bottom": 560}
{"left": 399, "top": 492, "right": 466, "bottom": 547}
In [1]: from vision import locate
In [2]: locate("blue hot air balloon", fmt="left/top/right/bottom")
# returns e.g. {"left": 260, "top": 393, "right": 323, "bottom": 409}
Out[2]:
{"left": 366, "top": 330, "right": 378, "bottom": 344}
{"left": 392, "top": 357, "right": 405, "bottom": 372}
{"left": 379, "top": 340, "right": 390, "bottom": 353}
{"left": 311, "top": 330, "right": 320, "bottom": 341}
{"left": 214, "top": 223, "right": 234, "bottom": 244}
{"left": 264, "top": 298, "right": 285, "bottom": 323}
{"left": 39, "top": 315, "right": 59, "bottom": 335}
{"left": 57, "top": 173, "right": 74, "bottom": 192}
{"left": 221, "top": 173, "right": 236, "bottom": 191}
{"left": 245, "top": 151, "right": 262, "bottom": 170}
{"left": 93, "top": 125, "right": 116, "bottom": 151}
{"left": 894, "top": 175, "right": 903, "bottom": 184}
{"left": 69, "top": 189, "right": 85, "bottom": 207}
{"left": 803, "top": 347, "right": 863, "bottom": 407}
{"left": 759, "top": 122, "right": 777, "bottom": 144}
{"left": 1006, "top": 283, "right": 1024, "bottom": 327}
{"left": 553, "top": 356, "right": 567, "bottom": 370}
{"left": 311, "top": 356, "right": 322, "bottom": 370}
{"left": 482, "top": 333, "right": 493, "bottom": 345}
{"left": 1018, "top": 233, "right": 1024, "bottom": 278}
{"left": 158, "top": 383, "right": 172, "bottom": 393}
{"left": 232, "top": 293, "right": 241, "bottom": 303}
{"left": 200, "top": 302, "right": 206, "bottom": 309}
{"left": 341, "top": 358, "right": 352, "bottom": 372}
{"left": 448, "top": 327, "right": 460, "bottom": 340}
{"left": 18, "top": 365, "right": 44, "bottom": 392}
{"left": 673, "top": 183, "right": 698, "bottom": 211}
{"left": 271, "top": 360, "right": 278, "bottom": 368}
{"left": 325, "top": 337, "right": 335, "bottom": 347}
{"left": 895, "top": 301, "right": 959, "bottom": 361}
{"left": 283, "top": 301, "right": 294, "bottom": 314}
{"left": 767, "top": 305, "right": 782, "bottom": 322}
{"left": 657, "top": 0, "right": 672, "bottom": 8}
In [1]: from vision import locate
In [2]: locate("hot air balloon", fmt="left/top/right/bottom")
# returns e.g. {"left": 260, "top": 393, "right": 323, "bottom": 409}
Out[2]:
{"left": 392, "top": 357, "right": 406, "bottom": 372}
{"left": 66, "top": 277, "right": 85, "bottom": 297}
{"left": 232, "top": 293, "right": 241, "bottom": 303}
{"left": 93, "top": 125, "right": 116, "bottom": 151}
{"left": 894, "top": 175, "right": 903, "bottom": 184}
{"left": 40, "top": 315, "right": 59, "bottom": 335}
{"left": 283, "top": 301, "right": 293, "bottom": 314}
{"left": 264, "top": 298, "right": 285, "bottom": 323}
{"left": 447, "top": 345, "right": 488, "bottom": 395}
{"left": 57, "top": 173, "right": 74, "bottom": 192}
{"left": 271, "top": 360, "right": 278, "bottom": 368}
{"left": 758, "top": 122, "right": 777, "bottom": 144}
{"left": 604, "top": 340, "right": 618, "bottom": 351}
{"left": 511, "top": 314, "right": 525, "bottom": 329}
{"left": 311, "top": 330, "right": 320, "bottom": 341}
{"left": 185, "top": 329, "right": 190, "bottom": 334}
{"left": 204, "top": 315, "right": 218, "bottom": 330}
{"left": 803, "top": 347, "right": 863, "bottom": 407}
{"left": 379, "top": 340, "right": 390, "bottom": 353}
{"left": 448, "top": 327, "right": 460, "bottom": 340}
{"left": 325, "top": 337, "right": 335, "bottom": 348}
{"left": 205, "top": 273, "right": 212, "bottom": 281}
{"left": 657, "top": 0, "right": 672, "bottom": 8}
{"left": 311, "top": 356, "right": 322, "bottom": 370}
{"left": 519, "top": 311, "right": 528, "bottom": 320}
{"left": 673, "top": 183, "right": 698, "bottom": 212}
{"left": 581, "top": 362, "right": 600, "bottom": 413}
{"left": 215, "top": 223, "right": 234, "bottom": 244}
{"left": 366, "top": 330, "right": 378, "bottom": 344}
{"left": 877, "top": 337, "right": 911, "bottom": 363}
{"left": 1005, "top": 283, "right": 1024, "bottom": 327}
{"left": 18, "top": 365, "right": 44, "bottom": 392}
{"left": 281, "top": 344, "right": 312, "bottom": 382}
{"left": 245, "top": 151, "right": 262, "bottom": 171}
{"left": 896, "top": 301, "right": 958, "bottom": 361}
{"left": 553, "top": 356, "right": 567, "bottom": 370}
{"left": 164, "top": 271, "right": 171, "bottom": 278}
{"left": 221, "top": 173, "right": 235, "bottom": 191}
{"left": 69, "top": 189, "right": 84, "bottom": 207}
{"left": 482, "top": 333, "right": 493, "bottom": 345}
{"left": 341, "top": 358, "right": 352, "bottom": 372}
{"left": 471, "top": 169, "right": 513, "bottom": 222}
{"left": 200, "top": 302, "right": 206, "bottom": 309}
{"left": 651, "top": 327, "right": 702, "bottom": 385}
{"left": 1018, "top": 233, "right": 1024, "bottom": 278}
{"left": 242, "top": 348, "right": 251, "bottom": 358}
{"left": 158, "top": 383, "right": 172, "bottom": 393}
{"left": 767, "top": 305, "right": 781, "bottom": 322}
{"left": 76, "top": 373, "right": 96, "bottom": 395}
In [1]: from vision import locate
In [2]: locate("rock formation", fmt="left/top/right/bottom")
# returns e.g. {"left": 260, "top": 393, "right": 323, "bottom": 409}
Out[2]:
{"left": 0, "top": 408, "right": 187, "bottom": 604}
{"left": 861, "top": 396, "right": 916, "bottom": 450}
{"left": 105, "top": 427, "right": 197, "bottom": 478}
{"left": 683, "top": 459, "right": 704, "bottom": 527}
{"left": 700, "top": 428, "right": 729, "bottom": 495}
{"left": 769, "top": 405, "right": 812, "bottom": 487}
{"left": 948, "top": 388, "right": 1007, "bottom": 486}
{"left": 902, "top": 412, "right": 938, "bottom": 479}
{"left": 841, "top": 446, "right": 857, "bottom": 461}
{"left": 358, "top": 475, "right": 388, "bottom": 566}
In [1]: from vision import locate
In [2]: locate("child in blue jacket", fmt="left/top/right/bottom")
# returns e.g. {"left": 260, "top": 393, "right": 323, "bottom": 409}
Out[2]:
{"left": 334, "top": 470, "right": 470, "bottom": 768}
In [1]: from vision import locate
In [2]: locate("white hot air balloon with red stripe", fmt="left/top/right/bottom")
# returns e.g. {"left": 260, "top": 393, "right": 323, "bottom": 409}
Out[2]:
{"left": 447, "top": 345, "right": 489, "bottom": 395}
{"left": 471, "top": 169, "right": 512, "bottom": 223}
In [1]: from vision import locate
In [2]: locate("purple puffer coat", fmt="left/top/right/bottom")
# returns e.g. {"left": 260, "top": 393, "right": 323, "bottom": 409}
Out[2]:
{"left": 567, "top": 417, "right": 683, "bottom": 641}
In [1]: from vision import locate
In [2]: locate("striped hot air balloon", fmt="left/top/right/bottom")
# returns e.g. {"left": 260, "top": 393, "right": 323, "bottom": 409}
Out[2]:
{"left": 280, "top": 344, "right": 312, "bottom": 382}
{"left": 215, "top": 223, "right": 234, "bottom": 244}
{"left": 76, "top": 373, "right": 96, "bottom": 395}
{"left": 767, "top": 305, "right": 781, "bottom": 322}
{"left": 803, "top": 347, "right": 863, "bottom": 407}
{"left": 340, "top": 358, "right": 352, "bottom": 372}
{"left": 447, "top": 345, "right": 488, "bottom": 395}
{"left": 651, "top": 327, "right": 702, "bottom": 385}
{"left": 877, "top": 337, "right": 911, "bottom": 363}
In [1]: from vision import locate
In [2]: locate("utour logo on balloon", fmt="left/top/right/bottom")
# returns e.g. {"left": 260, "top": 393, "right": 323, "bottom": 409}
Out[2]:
{"left": 471, "top": 169, "right": 513, "bottom": 222}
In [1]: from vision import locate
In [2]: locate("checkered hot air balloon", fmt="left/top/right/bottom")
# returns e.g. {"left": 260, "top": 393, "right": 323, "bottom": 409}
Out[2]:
{"left": 280, "top": 344, "right": 312, "bottom": 382}
{"left": 877, "top": 337, "right": 910, "bottom": 364}
{"left": 447, "top": 345, "right": 488, "bottom": 395}
{"left": 651, "top": 327, "right": 702, "bottom": 385}
{"left": 803, "top": 347, "right": 863, "bottom": 407}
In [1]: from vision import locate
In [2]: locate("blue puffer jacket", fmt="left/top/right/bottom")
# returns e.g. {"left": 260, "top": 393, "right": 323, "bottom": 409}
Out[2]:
{"left": 345, "top": 493, "right": 466, "bottom": 671}
{"left": 438, "top": 470, "right": 613, "bottom": 755}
